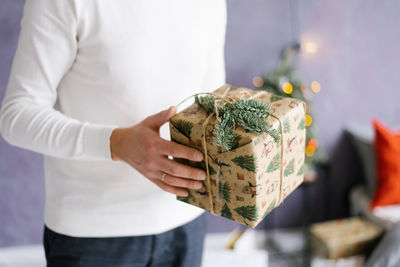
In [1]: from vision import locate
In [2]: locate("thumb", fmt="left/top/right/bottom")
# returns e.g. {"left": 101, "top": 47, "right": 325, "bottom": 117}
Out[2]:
{"left": 145, "top": 106, "right": 177, "bottom": 129}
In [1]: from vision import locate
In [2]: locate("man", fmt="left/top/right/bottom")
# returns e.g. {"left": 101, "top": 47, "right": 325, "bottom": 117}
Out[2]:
{"left": 0, "top": 0, "right": 227, "bottom": 266}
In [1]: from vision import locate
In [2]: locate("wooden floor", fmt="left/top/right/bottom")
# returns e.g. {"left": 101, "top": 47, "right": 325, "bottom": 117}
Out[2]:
{"left": 203, "top": 228, "right": 365, "bottom": 267}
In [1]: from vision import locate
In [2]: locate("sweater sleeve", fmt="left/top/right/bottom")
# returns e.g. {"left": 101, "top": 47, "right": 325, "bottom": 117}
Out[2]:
{"left": 0, "top": 0, "right": 117, "bottom": 160}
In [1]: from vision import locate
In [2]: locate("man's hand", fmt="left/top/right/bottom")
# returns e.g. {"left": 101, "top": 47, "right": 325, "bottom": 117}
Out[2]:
{"left": 110, "top": 106, "right": 206, "bottom": 197}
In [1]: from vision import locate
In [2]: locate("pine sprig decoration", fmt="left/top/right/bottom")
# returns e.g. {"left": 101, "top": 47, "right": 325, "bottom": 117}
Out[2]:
{"left": 195, "top": 95, "right": 215, "bottom": 114}
{"left": 234, "top": 110, "right": 267, "bottom": 132}
{"left": 265, "top": 126, "right": 281, "bottom": 145}
{"left": 233, "top": 99, "right": 271, "bottom": 117}
{"left": 195, "top": 95, "right": 279, "bottom": 151}
{"left": 214, "top": 112, "right": 236, "bottom": 150}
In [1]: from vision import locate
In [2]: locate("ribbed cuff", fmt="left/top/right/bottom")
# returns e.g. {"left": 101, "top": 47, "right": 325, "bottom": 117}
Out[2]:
{"left": 83, "top": 123, "right": 118, "bottom": 160}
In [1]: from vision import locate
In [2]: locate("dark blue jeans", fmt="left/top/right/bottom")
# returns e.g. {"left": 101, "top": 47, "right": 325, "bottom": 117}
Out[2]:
{"left": 43, "top": 213, "right": 207, "bottom": 267}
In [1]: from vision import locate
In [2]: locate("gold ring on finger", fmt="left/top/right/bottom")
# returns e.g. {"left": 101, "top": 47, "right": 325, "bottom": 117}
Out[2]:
{"left": 161, "top": 172, "right": 167, "bottom": 182}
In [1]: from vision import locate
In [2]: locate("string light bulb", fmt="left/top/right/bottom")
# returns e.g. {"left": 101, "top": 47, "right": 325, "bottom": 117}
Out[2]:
{"left": 302, "top": 41, "right": 318, "bottom": 54}
{"left": 305, "top": 114, "right": 313, "bottom": 127}
{"left": 252, "top": 76, "right": 264, "bottom": 88}
{"left": 308, "top": 138, "right": 319, "bottom": 150}
{"left": 305, "top": 145, "right": 315, "bottom": 157}
{"left": 311, "top": 81, "right": 321, "bottom": 93}
{"left": 282, "top": 82, "right": 293, "bottom": 94}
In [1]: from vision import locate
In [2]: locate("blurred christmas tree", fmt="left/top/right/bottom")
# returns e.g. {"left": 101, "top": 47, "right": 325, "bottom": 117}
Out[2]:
{"left": 253, "top": 43, "right": 324, "bottom": 175}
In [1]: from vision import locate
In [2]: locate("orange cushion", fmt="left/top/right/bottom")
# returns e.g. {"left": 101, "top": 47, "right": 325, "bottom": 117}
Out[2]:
{"left": 370, "top": 119, "right": 400, "bottom": 209}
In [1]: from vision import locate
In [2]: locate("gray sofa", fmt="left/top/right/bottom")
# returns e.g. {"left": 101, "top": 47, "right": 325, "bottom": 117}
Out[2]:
{"left": 347, "top": 123, "right": 400, "bottom": 267}
{"left": 346, "top": 124, "right": 395, "bottom": 231}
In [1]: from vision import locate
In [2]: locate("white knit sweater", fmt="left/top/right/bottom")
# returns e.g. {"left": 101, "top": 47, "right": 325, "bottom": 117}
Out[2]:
{"left": 0, "top": 0, "right": 226, "bottom": 237}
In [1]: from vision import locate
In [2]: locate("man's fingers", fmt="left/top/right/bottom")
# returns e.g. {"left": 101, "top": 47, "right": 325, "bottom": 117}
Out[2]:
{"left": 158, "top": 172, "right": 203, "bottom": 190}
{"left": 159, "top": 158, "right": 206, "bottom": 180}
{"left": 144, "top": 106, "right": 176, "bottom": 129}
{"left": 149, "top": 177, "right": 189, "bottom": 197}
{"left": 159, "top": 139, "right": 203, "bottom": 161}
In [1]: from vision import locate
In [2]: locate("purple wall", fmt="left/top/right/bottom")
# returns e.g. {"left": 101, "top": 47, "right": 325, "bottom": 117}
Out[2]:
{"left": 1, "top": 0, "right": 400, "bottom": 246}
{"left": 0, "top": 0, "right": 46, "bottom": 247}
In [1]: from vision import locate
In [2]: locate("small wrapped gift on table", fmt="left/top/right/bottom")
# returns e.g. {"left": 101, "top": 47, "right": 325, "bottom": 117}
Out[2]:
{"left": 169, "top": 84, "right": 306, "bottom": 227}
{"left": 310, "top": 217, "right": 383, "bottom": 259}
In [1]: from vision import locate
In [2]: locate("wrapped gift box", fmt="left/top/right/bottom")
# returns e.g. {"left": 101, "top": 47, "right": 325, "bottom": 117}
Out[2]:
{"left": 310, "top": 217, "right": 383, "bottom": 259}
{"left": 169, "top": 84, "right": 306, "bottom": 227}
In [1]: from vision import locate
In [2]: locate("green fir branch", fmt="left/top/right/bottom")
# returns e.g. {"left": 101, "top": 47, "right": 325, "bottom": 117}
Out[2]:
{"left": 233, "top": 99, "right": 271, "bottom": 117}
{"left": 262, "top": 123, "right": 281, "bottom": 144}
{"left": 214, "top": 112, "right": 236, "bottom": 150}
{"left": 195, "top": 95, "right": 280, "bottom": 151}
{"left": 195, "top": 95, "right": 215, "bottom": 114}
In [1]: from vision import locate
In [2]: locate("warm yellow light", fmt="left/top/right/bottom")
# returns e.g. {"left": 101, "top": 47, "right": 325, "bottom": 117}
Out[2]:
{"left": 303, "top": 41, "right": 318, "bottom": 54}
{"left": 306, "top": 145, "right": 315, "bottom": 157}
{"left": 282, "top": 82, "right": 293, "bottom": 94}
{"left": 252, "top": 76, "right": 264, "bottom": 88}
{"left": 305, "top": 114, "right": 313, "bottom": 127}
{"left": 311, "top": 81, "right": 321, "bottom": 93}
{"left": 308, "top": 138, "right": 319, "bottom": 150}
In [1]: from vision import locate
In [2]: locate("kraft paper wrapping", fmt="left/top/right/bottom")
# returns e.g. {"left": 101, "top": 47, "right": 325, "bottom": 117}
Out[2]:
{"left": 310, "top": 217, "right": 383, "bottom": 259}
{"left": 169, "top": 84, "right": 306, "bottom": 227}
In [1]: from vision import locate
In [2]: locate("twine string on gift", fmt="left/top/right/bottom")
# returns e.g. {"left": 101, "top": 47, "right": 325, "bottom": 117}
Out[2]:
{"left": 175, "top": 88, "right": 234, "bottom": 215}
{"left": 174, "top": 87, "right": 286, "bottom": 215}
